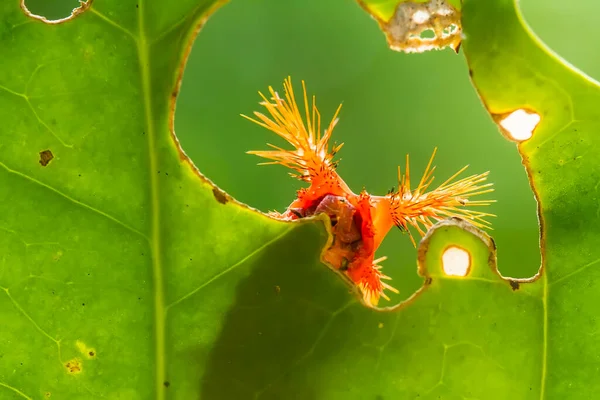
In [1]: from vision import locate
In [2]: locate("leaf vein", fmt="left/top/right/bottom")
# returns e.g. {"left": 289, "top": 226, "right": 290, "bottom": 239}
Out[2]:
{"left": 0, "top": 83, "right": 25, "bottom": 98}
{"left": 1, "top": 287, "right": 63, "bottom": 368}
{"left": 254, "top": 301, "right": 354, "bottom": 399}
{"left": 549, "top": 257, "right": 600, "bottom": 287}
{"left": 0, "top": 161, "right": 148, "bottom": 241}
{"left": 88, "top": 7, "right": 137, "bottom": 40}
{"left": 135, "top": 2, "right": 166, "bottom": 398}
{"left": 166, "top": 226, "right": 295, "bottom": 311}
{"left": 0, "top": 382, "right": 32, "bottom": 400}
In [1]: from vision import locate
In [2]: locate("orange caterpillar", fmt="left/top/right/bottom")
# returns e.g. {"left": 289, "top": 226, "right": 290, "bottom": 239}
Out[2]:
{"left": 242, "top": 77, "right": 494, "bottom": 306}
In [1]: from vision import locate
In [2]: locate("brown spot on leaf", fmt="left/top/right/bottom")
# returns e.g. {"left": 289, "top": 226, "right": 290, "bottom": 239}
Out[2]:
{"left": 274, "top": 285, "right": 280, "bottom": 295}
{"left": 509, "top": 280, "right": 520, "bottom": 291}
{"left": 212, "top": 187, "right": 228, "bottom": 204}
{"left": 39, "top": 150, "right": 54, "bottom": 166}
{"left": 64, "top": 358, "right": 82, "bottom": 374}
{"left": 76, "top": 340, "right": 97, "bottom": 359}
{"left": 164, "top": 381, "right": 170, "bottom": 388}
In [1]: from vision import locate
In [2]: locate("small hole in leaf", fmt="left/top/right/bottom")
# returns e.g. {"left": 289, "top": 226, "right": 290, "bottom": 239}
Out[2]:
{"left": 442, "top": 24, "right": 459, "bottom": 37}
{"left": 23, "top": 0, "right": 85, "bottom": 21}
{"left": 419, "top": 28, "right": 436, "bottom": 40}
{"left": 499, "top": 109, "right": 540, "bottom": 141}
{"left": 442, "top": 246, "right": 470, "bottom": 277}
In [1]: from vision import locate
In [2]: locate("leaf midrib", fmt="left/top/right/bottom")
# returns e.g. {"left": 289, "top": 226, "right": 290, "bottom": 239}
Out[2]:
{"left": 135, "top": 2, "right": 166, "bottom": 399}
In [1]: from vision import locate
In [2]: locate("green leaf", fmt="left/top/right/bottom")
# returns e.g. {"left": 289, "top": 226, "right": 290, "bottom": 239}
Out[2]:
{"left": 461, "top": 0, "right": 600, "bottom": 397}
{"left": 203, "top": 217, "right": 544, "bottom": 399}
{"left": 1, "top": 0, "right": 595, "bottom": 399}
{"left": 358, "top": 0, "right": 600, "bottom": 397}
{"left": 0, "top": 0, "right": 330, "bottom": 398}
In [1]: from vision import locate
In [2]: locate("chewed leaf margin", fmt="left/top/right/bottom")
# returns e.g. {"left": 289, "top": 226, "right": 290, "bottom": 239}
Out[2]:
{"left": 357, "top": 0, "right": 463, "bottom": 53}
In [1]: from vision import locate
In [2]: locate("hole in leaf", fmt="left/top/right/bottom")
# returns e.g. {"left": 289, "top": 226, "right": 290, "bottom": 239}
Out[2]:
{"left": 442, "top": 246, "right": 470, "bottom": 277}
{"left": 175, "top": 0, "right": 542, "bottom": 305}
{"left": 23, "top": 0, "right": 84, "bottom": 21}
{"left": 442, "top": 24, "right": 459, "bottom": 37}
{"left": 498, "top": 109, "right": 540, "bottom": 142}
{"left": 419, "top": 28, "right": 436, "bottom": 40}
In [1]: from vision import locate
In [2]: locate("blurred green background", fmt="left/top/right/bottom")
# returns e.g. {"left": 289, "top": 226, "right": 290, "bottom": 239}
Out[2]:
{"left": 27, "top": 0, "right": 600, "bottom": 304}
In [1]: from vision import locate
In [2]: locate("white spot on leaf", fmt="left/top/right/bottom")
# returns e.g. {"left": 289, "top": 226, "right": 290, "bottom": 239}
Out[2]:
{"left": 499, "top": 109, "right": 540, "bottom": 141}
{"left": 412, "top": 10, "right": 430, "bottom": 24}
{"left": 442, "top": 246, "right": 470, "bottom": 277}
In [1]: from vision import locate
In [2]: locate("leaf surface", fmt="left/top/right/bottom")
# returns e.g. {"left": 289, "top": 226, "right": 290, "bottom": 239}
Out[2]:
{"left": 1, "top": 0, "right": 596, "bottom": 399}
{"left": 357, "top": 0, "right": 600, "bottom": 397}
{"left": 0, "top": 1, "right": 331, "bottom": 398}
{"left": 461, "top": 0, "right": 600, "bottom": 397}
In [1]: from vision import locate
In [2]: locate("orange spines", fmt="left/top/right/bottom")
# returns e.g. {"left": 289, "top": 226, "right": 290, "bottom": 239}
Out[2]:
{"left": 242, "top": 76, "right": 343, "bottom": 184}
{"left": 383, "top": 149, "right": 495, "bottom": 246}
{"left": 244, "top": 77, "right": 495, "bottom": 307}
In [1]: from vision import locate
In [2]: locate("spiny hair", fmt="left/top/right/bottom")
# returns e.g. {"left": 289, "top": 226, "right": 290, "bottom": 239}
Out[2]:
{"left": 388, "top": 148, "right": 495, "bottom": 246}
{"left": 242, "top": 76, "right": 343, "bottom": 182}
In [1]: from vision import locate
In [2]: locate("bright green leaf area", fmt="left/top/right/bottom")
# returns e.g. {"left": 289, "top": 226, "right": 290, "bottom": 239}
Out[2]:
{"left": 0, "top": 0, "right": 329, "bottom": 399}
{"left": 462, "top": 0, "right": 600, "bottom": 398}
{"left": 0, "top": 1, "right": 592, "bottom": 400}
